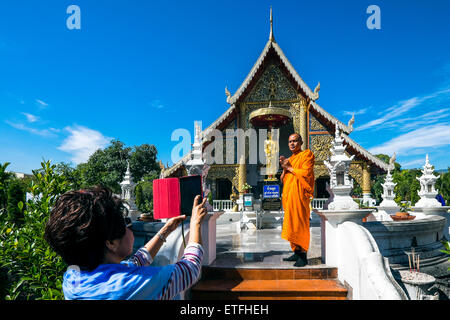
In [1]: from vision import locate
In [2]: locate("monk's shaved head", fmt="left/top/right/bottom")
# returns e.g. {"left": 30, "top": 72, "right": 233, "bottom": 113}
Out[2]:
{"left": 289, "top": 133, "right": 302, "bottom": 143}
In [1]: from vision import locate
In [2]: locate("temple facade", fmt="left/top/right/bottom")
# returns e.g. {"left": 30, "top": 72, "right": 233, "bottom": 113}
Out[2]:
{"left": 163, "top": 10, "right": 389, "bottom": 202}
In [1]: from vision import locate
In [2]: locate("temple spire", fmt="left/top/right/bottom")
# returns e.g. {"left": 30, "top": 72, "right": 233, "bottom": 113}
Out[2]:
{"left": 269, "top": 6, "right": 275, "bottom": 42}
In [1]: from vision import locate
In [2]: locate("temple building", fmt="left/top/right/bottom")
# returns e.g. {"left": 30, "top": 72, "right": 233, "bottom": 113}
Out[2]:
{"left": 162, "top": 9, "right": 389, "bottom": 202}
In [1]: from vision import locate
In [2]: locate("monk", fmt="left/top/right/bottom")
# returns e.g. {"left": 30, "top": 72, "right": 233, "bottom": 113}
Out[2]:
{"left": 280, "top": 133, "right": 315, "bottom": 267}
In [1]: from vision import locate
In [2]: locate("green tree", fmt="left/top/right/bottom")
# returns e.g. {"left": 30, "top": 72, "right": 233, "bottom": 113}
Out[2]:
{"left": 351, "top": 180, "right": 362, "bottom": 197}
{"left": 134, "top": 172, "right": 159, "bottom": 215}
{"left": 375, "top": 154, "right": 401, "bottom": 173}
{"left": 79, "top": 140, "right": 131, "bottom": 193}
{"left": 78, "top": 140, "right": 161, "bottom": 195}
{"left": 393, "top": 169, "right": 421, "bottom": 205}
{"left": 129, "top": 144, "right": 160, "bottom": 182}
{"left": 0, "top": 160, "right": 70, "bottom": 300}
{"left": 6, "top": 179, "right": 26, "bottom": 224}
{"left": 371, "top": 174, "right": 385, "bottom": 204}
{"left": 436, "top": 168, "right": 450, "bottom": 205}
{"left": 0, "top": 162, "right": 14, "bottom": 211}
{"left": 55, "top": 162, "right": 83, "bottom": 190}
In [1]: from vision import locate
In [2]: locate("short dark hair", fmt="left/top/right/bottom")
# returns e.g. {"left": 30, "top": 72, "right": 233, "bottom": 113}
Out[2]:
{"left": 44, "top": 186, "right": 128, "bottom": 270}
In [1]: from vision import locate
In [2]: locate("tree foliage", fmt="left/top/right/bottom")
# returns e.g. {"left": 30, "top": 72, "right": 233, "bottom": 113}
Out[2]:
{"left": 436, "top": 168, "right": 450, "bottom": 205}
{"left": 81, "top": 140, "right": 131, "bottom": 193}
{"left": 393, "top": 169, "right": 422, "bottom": 205}
{"left": 0, "top": 162, "right": 14, "bottom": 210}
{"left": 134, "top": 171, "right": 159, "bottom": 215}
{"left": 0, "top": 160, "right": 70, "bottom": 300}
{"left": 6, "top": 179, "right": 26, "bottom": 224}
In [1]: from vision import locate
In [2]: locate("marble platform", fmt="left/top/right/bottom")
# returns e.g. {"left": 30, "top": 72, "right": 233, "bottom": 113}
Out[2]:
{"left": 212, "top": 213, "right": 323, "bottom": 269}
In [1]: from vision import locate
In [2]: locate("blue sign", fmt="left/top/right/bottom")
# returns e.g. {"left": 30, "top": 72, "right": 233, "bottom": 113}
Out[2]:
{"left": 244, "top": 195, "right": 253, "bottom": 207}
{"left": 263, "top": 185, "right": 280, "bottom": 199}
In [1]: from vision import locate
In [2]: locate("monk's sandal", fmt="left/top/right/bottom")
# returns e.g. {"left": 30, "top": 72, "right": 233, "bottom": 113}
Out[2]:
{"left": 293, "top": 252, "right": 308, "bottom": 267}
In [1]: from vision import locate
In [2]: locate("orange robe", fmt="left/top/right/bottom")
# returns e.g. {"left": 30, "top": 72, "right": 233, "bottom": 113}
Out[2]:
{"left": 281, "top": 149, "right": 315, "bottom": 252}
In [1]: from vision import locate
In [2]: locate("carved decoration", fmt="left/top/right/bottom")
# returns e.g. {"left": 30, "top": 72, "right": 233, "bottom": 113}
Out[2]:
{"left": 289, "top": 102, "right": 301, "bottom": 135}
{"left": 245, "top": 62, "right": 297, "bottom": 102}
{"left": 309, "top": 113, "right": 328, "bottom": 132}
{"left": 349, "top": 163, "right": 364, "bottom": 189}
{"left": 207, "top": 165, "right": 240, "bottom": 196}
{"left": 314, "top": 163, "right": 330, "bottom": 179}
{"left": 309, "top": 134, "right": 334, "bottom": 161}
{"left": 314, "top": 162, "right": 363, "bottom": 189}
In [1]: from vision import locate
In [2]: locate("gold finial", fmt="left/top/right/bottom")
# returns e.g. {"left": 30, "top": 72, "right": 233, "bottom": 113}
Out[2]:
{"left": 269, "top": 6, "right": 275, "bottom": 42}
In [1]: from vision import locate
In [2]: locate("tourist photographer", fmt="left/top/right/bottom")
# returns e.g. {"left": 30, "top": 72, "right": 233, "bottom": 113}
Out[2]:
{"left": 44, "top": 186, "right": 207, "bottom": 300}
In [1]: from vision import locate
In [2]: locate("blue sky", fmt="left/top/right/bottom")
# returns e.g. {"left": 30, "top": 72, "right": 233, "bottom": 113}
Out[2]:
{"left": 1, "top": 0, "right": 449, "bottom": 174}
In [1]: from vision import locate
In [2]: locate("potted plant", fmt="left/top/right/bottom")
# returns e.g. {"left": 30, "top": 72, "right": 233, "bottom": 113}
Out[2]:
{"left": 242, "top": 183, "right": 252, "bottom": 194}
{"left": 391, "top": 202, "right": 415, "bottom": 221}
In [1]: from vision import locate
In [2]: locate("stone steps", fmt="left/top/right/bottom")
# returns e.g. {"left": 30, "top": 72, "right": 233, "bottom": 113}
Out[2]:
{"left": 190, "top": 266, "right": 348, "bottom": 300}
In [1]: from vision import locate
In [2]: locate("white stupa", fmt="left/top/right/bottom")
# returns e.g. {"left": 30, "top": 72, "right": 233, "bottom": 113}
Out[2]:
{"left": 380, "top": 165, "right": 398, "bottom": 207}
{"left": 414, "top": 155, "right": 440, "bottom": 208}
{"left": 323, "top": 126, "right": 359, "bottom": 211}
{"left": 186, "top": 121, "right": 204, "bottom": 176}
{"left": 120, "top": 161, "right": 139, "bottom": 220}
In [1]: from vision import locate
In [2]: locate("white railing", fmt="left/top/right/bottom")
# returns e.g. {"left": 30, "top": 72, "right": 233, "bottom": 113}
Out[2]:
{"left": 312, "top": 197, "right": 365, "bottom": 210}
{"left": 335, "top": 222, "right": 408, "bottom": 300}
{"left": 214, "top": 197, "right": 364, "bottom": 211}
{"left": 213, "top": 200, "right": 234, "bottom": 212}
{"left": 311, "top": 198, "right": 327, "bottom": 209}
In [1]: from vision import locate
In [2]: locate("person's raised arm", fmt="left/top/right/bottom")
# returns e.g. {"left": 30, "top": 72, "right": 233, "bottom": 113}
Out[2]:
{"left": 188, "top": 195, "right": 207, "bottom": 245}
{"left": 142, "top": 215, "right": 187, "bottom": 259}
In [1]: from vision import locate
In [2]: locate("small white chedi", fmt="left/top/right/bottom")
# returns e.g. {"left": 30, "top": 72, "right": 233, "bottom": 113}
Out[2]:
{"left": 414, "top": 154, "right": 441, "bottom": 208}
{"left": 372, "top": 153, "right": 400, "bottom": 220}
{"left": 120, "top": 161, "right": 139, "bottom": 220}
{"left": 323, "top": 126, "right": 359, "bottom": 210}
{"left": 379, "top": 153, "right": 398, "bottom": 207}
{"left": 186, "top": 121, "right": 204, "bottom": 176}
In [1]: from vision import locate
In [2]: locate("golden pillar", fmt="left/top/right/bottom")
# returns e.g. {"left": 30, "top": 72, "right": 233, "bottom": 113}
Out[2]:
{"left": 362, "top": 163, "right": 371, "bottom": 194}
{"left": 299, "top": 99, "right": 308, "bottom": 150}
{"left": 238, "top": 154, "right": 246, "bottom": 194}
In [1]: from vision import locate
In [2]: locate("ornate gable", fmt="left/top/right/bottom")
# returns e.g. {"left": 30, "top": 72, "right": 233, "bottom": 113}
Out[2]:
{"left": 245, "top": 61, "right": 298, "bottom": 102}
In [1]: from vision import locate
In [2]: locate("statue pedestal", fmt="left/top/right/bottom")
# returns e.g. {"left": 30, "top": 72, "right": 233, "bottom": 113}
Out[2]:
{"left": 412, "top": 206, "right": 450, "bottom": 240}
{"left": 201, "top": 211, "right": 223, "bottom": 265}
{"left": 316, "top": 209, "right": 373, "bottom": 267}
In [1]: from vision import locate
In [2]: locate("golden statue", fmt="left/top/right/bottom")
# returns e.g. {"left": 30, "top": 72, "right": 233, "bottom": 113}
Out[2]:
{"left": 230, "top": 186, "right": 239, "bottom": 212}
{"left": 264, "top": 130, "right": 278, "bottom": 181}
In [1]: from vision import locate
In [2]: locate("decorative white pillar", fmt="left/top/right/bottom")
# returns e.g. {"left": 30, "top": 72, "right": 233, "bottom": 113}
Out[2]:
{"left": 186, "top": 121, "right": 205, "bottom": 176}
{"left": 316, "top": 126, "right": 373, "bottom": 266}
{"left": 323, "top": 126, "right": 358, "bottom": 211}
{"left": 120, "top": 161, "right": 140, "bottom": 221}
{"left": 376, "top": 159, "right": 400, "bottom": 218}
{"left": 412, "top": 155, "right": 450, "bottom": 240}
{"left": 415, "top": 155, "right": 440, "bottom": 208}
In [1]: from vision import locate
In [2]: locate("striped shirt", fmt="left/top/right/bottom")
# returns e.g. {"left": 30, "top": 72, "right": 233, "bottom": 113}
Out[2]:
{"left": 127, "top": 243, "right": 204, "bottom": 300}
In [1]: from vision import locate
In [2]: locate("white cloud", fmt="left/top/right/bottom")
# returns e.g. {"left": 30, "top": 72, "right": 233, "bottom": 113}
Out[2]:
{"left": 6, "top": 120, "right": 56, "bottom": 138}
{"left": 35, "top": 99, "right": 49, "bottom": 109}
{"left": 402, "top": 159, "right": 425, "bottom": 168}
{"left": 368, "top": 123, "right": 450, "bottom": 156}
{"left": 343, "top": 107, "right": 370, "bottom": 116}
{"left": 150, "top": 99, "right": 164, "bottom": 109}
{"left": 355, "top": 88, "right": 450, "bottom": 132}
{"left": 355, "top": 97, "right": 422, "bottom": 131}
{"left": 58, "top": 125, "right": 112, "bottom": 164}
{"left": 21, "top": 112, "right": 39, "bottom": 123}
